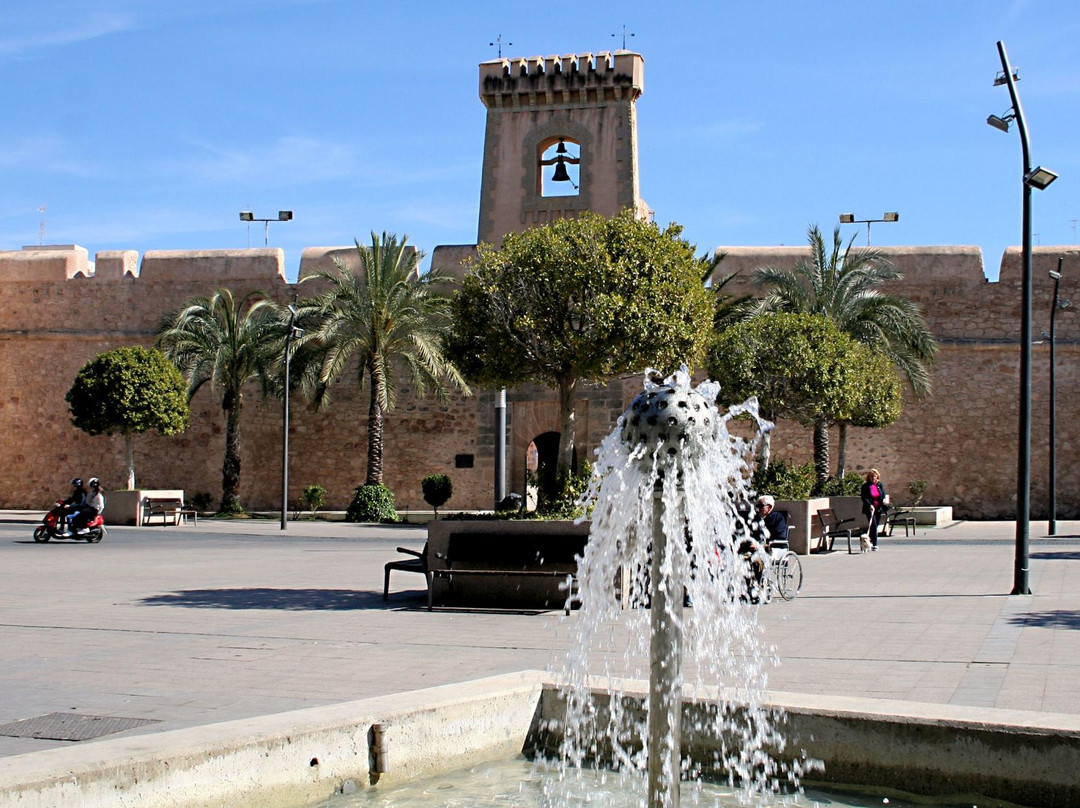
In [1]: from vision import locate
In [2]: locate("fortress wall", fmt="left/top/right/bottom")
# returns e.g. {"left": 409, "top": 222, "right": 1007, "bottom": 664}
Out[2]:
{"left": 0, "top": 244, "right": 1076, "bottom": 518}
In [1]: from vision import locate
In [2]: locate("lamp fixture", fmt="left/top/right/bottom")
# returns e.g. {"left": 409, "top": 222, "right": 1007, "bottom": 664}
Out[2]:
{"left": 987, "top": 112, "right": 1015, "bottom": 132}
{"left": 1025, "top": 166, "right": 1059, "bottom": 191}
{"left": 837, "top": 211, "right": 899, "bottom": 245}
{"left": 238, "top": 210, "right": 294, "bottom": 246}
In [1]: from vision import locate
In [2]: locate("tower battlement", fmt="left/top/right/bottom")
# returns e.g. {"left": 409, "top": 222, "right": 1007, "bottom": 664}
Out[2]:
{"left": 479, "top": 51, "right": 644, "bottom": 108}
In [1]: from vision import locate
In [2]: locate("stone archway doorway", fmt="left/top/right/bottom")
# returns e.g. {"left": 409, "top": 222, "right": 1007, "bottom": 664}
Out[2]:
{"left": 525, "top": 431, "right": 578, "bottom": 510}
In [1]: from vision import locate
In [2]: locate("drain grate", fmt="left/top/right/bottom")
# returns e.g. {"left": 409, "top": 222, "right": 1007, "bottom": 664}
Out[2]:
{"left": 0, "top": 712, "right": 160, "bottom": 742}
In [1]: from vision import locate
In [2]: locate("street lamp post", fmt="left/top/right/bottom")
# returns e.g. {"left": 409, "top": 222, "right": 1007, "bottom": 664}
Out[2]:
{"left": 281, "top": 304, "right": 302, "bottom": 531}
{"left": 838, "top": 212, "right": 899, "bottom": 245}
{"left": 988, "top": 40, "right": 1059, "bottom": 594}
{"left": 1047, "top": 257, "right": 1069, "bottom": 536}
{"left": 240, "top": 210, "right": 294, "bottom": 246}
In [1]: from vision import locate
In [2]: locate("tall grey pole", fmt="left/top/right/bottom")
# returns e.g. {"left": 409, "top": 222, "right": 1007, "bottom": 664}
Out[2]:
{"left": 281, "top": 306, "right": 299, "bottom": 531}
{"left": 997, "top": 41, "right": 1033, "bottom": 595}
{"left": 494, "top": 388, "right": 507, "bottom": 508}
{"left": 647, "top": 486, "right": 682, "bottom": 808}
{"left": 1048, "top": 257, "right": 1062, "bottom": 536}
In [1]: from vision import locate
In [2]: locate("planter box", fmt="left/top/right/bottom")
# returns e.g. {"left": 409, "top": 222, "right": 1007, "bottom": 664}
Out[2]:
{"left": 106, "top": 489, "right": 185, "bottom": 526}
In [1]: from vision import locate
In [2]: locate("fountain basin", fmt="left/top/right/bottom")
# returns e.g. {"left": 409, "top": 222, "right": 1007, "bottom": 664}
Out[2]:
{"left": 1, "top": 670, "right": 1078, "bottom": 807}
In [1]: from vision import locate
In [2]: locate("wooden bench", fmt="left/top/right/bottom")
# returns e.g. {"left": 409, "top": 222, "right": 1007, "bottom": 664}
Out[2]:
{"left": 815, "top": 508, "right": 858, "bottom": 554}
{"left": 142, "top": 497, "right": 198, "bottom": 526}
{"left": 429, "top": 532, "right": 585, "bottom": 615}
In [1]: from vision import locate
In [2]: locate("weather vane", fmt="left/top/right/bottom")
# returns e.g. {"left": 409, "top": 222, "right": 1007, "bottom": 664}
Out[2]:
{"left": 612, "top": 25, "right": 635, "bottom": 50}
{"left": 489, "top": 34, "right": 512, "bottom": 58}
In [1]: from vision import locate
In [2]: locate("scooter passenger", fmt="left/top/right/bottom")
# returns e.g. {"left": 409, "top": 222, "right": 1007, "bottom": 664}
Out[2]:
{"left": 71, "top": 478, "right": 104, "bottom": 534}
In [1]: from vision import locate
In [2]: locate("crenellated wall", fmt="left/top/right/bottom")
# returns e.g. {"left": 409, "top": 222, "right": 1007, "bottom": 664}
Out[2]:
{"left": 0, "top": 243, "right": 1076, "bottom": 519}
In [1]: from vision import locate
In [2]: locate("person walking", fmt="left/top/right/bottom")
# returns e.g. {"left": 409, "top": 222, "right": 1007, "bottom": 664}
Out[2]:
{"left": 861, "top": 469, "right": 889, "bottom": 550}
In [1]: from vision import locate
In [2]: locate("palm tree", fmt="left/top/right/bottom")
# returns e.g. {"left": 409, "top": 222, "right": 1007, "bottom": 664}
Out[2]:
{"left": 297, "top": 231, "right": 469, "bottom": 487}
{"left": 750, "top": 225, "right": 937, "bottom": 481}
{"left": 158, "top": 289, "right": 278, "bottom": 513}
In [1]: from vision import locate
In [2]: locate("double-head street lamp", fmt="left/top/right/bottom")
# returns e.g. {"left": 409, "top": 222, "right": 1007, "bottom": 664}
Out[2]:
{"left": 1045, "top": 258, "right": 1070, "bottom": 536}
{"left": 240, "top": 210, "right": 293, "bottom": 246}
{"left": 839, "top": 211, "right": 899, "bottom": 245}
{"left": 281, "top": 304, "right": 303, "bottom": 530}
{"left": 988, "top": 40, "right": 1059, "bottom": 594}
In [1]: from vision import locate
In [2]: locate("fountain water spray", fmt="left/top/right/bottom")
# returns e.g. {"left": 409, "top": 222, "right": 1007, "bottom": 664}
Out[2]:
{"left": 550, "top": 367, "right": 815, "bottom": 807}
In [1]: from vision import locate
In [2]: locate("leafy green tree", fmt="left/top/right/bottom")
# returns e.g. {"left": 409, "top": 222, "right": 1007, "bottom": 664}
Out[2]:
{"left": 834, "top": 347, "right": 903, "bottom": 476}
{"left": 749, "top": 224, "right": 937, "bottom": 477}
{"left": 295, "top": 232, "right": 470, "bottom": 488}
{"left": 66, "top": 346, "right": 190, "bottom": 489}
{"left": 448, "top": 210, "right": 715, "bottom": 475}
{"left": 157, "top": 289, "right": 278, "bottom": 513}
{"left": 707, "top": 313, "right": 864, "bottom": 474}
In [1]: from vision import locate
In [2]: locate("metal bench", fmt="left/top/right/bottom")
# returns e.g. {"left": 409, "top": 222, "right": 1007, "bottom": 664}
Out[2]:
{"left": 142, "top": 497, "right": 198, "bottom": 526}
{"left": 815, "top": 508, "right": 858, "bottom": 554}
{"left": 886, "top": 509, "right": 917, "bottom": 537}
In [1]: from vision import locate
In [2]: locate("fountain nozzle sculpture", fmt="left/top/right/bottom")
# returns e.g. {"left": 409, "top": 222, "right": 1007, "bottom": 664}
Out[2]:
{"left": 622, "top": 379, "right": 716, "bottom": 808}
{"left": 555, "top": 367, "right": 811, "bottom": 808}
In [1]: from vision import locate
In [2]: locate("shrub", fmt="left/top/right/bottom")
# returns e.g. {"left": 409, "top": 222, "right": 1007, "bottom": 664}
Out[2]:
{"left": 908, "top": 479, "right": 929, "bottom": 507}
{"left": 346, "top": 484, "right": 399, "bottom": 523}
{"left": 190, "top": 492, "right": 214, "bottom": 513}
{"left": 537, "top": 462, "right": 593, "bottom": 520}
{"left": 421, "top": 474, "right": 453, "bottom": 517}
{"left": 816, "top": 472, "right": 864, "bottom": 497}
{"left": 752, "top": 459, "right": 815, "bottom": 501}
{"left": 300, "top": 484, "right": 326, "bottom": 519}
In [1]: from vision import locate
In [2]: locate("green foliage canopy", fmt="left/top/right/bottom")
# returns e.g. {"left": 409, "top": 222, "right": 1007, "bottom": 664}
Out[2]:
{"left": 67, "top": 346, "right": 189, "bottom": 437}
{"left": 448, "top": 211, "right": 714, "bottom": 471}
{"left": 708, "top": 313, "right": 863, "bottom": 427}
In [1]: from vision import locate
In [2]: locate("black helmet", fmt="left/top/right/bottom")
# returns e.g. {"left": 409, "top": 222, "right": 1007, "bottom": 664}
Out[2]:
{"left": 89, "top": 477, "right": 100, "bottom": 487}
{"left": 71, "top": 478, "right": 83, "bottom": 487}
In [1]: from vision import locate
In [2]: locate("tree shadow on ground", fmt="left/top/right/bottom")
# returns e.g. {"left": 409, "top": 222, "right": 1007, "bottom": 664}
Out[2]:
{"left": 1032, "top": 551, "right": 1080, "bottom": 561}
{"left": 138, "top": 588, "right": 411, "bottom": 611}
{"left": 1007, "top": 610, "right": 1080, "bottom": 630}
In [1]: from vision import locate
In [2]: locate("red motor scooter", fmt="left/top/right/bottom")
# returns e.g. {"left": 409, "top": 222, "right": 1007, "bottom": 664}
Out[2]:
{"left": 33, "top": 500, "right": 106, "bottom": 543}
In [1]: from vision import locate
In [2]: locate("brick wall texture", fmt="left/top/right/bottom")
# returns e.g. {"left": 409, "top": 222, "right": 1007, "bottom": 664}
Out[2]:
{"left": 1, "top": 243, "right": 1076, "bottom": 519}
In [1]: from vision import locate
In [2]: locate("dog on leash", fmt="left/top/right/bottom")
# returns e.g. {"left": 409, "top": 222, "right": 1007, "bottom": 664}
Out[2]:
{"left": 860, "top": 534, "right": 873, "bottom": 553}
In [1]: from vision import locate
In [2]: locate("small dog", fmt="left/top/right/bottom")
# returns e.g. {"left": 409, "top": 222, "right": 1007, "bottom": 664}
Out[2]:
{"left": 860, "top": 534, "right": 873, "bottom": 553}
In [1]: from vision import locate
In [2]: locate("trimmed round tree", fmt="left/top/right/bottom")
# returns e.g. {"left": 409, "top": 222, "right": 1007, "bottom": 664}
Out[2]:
{"left": 448, "top": 210, "right": 715, "bottom": 480}
{"left": 707, "top": 313, "right": 864, "bottom": 474}
{"left": 66, "top": 346, "right": 190, "bottom": 489}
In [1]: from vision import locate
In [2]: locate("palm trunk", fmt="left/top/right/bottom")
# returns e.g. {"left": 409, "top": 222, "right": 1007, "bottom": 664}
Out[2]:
{"left": 835, "top": 422, "right": 848, "bottom": 478}
{"left": 812, "top": 419, "right": 830, "bottom": 487}
{"left": 556, "top": 375, "right": 577, "bottom": 476}
{"left": 365, "top": 363, "right": 385, "bottom": 487}
{"left": 221, "top": 392, "right": 243, "bottom": 512}
{"left": 124, "top": 433, "right": 136, "bottom": 490}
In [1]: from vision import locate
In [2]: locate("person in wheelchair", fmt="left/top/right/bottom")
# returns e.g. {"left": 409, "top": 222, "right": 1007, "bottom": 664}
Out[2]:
{"left": 738, "top": 495, "right": 789, "bottom": 602}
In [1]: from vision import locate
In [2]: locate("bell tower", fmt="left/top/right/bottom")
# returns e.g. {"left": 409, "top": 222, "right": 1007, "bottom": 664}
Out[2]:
{"left": 476, "top": 51, "right": 648, "bottom": 246}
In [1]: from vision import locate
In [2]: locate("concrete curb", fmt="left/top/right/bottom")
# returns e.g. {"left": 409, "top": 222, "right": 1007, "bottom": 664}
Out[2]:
{"left": 2, "top": 672, "right": 1079, "bottom": 807}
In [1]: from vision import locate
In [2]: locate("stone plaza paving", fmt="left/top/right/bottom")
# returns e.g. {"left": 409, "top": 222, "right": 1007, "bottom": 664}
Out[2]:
{"left": 0, "top": 515, "right": 1078, "bottom": 758}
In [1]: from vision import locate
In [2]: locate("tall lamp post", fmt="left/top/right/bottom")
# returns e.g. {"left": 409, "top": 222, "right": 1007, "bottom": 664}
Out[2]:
{"left": 281, "top": 304, "right": 303, "bottom": 530}
{"left": 988, "top": 40, "right": 1059, "bottom": 594}
{"left": 1047, "top": 257, "right": 1069, "bottom": 536}
{"left": 838, "top": 211, "right": 899, "bottom": 245}
{"left": 240, "top": 210, "right": 293, "bottom": 246}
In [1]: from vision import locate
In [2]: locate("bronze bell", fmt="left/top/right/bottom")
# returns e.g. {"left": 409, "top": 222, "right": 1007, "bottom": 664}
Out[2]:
{"left": 551, "top": 157, "right": 572, "bottom": 183}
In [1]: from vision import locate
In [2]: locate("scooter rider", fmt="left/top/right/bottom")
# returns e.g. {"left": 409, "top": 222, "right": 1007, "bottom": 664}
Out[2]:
{"left": 71, "top": 478, "right": 104, "bottom": 535}
{"left": 62, "top": 478, "right": 88, "bottom": 536}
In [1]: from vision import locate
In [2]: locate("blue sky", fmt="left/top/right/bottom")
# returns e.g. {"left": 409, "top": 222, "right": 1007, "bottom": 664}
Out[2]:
{"left": 2, "top": 1, "right": 1077, "bottom": 282}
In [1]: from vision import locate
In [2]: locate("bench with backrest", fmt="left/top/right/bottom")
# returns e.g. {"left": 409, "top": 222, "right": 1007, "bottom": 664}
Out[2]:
{"left": 885, "top": 508, "right": 917, "bottom": 537}
{"left": 383, "top": 545, "right": 431, "bottom": 605}
{"left": 429, "top": 532, "right": 585, "bottom": 614}
{"left": 142, "top": 497, "right": 198, "bottom": 526}
{"left": 815, "top": 507, "right": 858, "bottom": 553}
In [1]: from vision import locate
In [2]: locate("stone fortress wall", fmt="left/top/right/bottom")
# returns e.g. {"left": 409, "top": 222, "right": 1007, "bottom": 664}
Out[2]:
{"left": 0, "top": 242, "right": 1076, "bottom": 519}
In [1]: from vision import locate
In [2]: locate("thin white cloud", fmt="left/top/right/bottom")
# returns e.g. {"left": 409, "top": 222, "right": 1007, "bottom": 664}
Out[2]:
{"left": 0, "top": 136, "right": 100, "bottom": 177}
{"left": 0, "top": 12, "right": 136, "bottom": 59}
